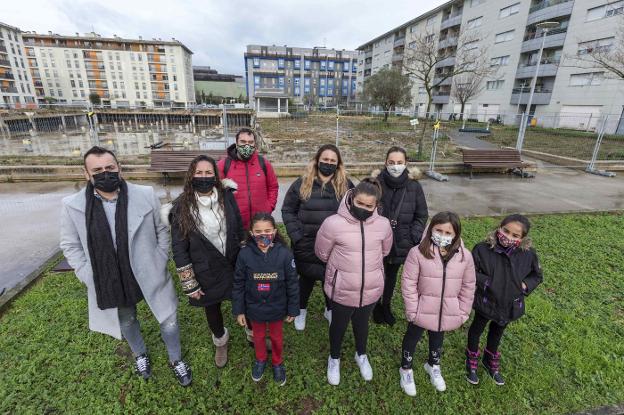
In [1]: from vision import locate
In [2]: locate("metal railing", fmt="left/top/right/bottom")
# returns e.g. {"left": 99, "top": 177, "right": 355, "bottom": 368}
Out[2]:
{"left": 529, "top": 0, "right": 574, "bottom": 14}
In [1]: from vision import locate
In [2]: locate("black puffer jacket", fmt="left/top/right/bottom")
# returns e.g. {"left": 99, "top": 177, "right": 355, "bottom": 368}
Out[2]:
{"left": 166, "top": 182, "right": 245, "bottom": 307}
{"left": 373, "top": 167, "right": 428, "bottom": 264}
{"left": 281, "top": 177, "right": 354, "bottom": 281}
{"left": 472, "top": 234, "right": 543, "bottom": 325}
{"left": 232, "top": 240, "right": 300, "bottom": 322}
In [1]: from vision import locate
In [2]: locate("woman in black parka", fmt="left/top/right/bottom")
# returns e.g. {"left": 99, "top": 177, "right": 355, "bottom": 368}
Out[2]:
{"left": 281, "top": 144, "right": 354, "bottom": 331}
{"left": 161, "top": 155, "right": 244, "bottom": 369}
{"left": 372, "top": 146, "right": 428, "bottom": 326}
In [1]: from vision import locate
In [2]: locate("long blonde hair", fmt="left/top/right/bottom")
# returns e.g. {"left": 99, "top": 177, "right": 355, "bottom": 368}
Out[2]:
{"left": 300, "top": 144, "right": 349, "bottom": 201}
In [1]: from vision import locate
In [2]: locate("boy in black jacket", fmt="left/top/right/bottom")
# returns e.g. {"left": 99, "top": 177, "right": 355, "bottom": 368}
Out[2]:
{"left": 232, "top": 213, "right": 299, "bottom": 386}
{"left": 466, "top": 214, "right": 543, "bottom": 386}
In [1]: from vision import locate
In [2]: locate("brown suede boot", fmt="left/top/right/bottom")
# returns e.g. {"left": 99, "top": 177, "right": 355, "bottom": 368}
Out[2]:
{"left": 213, "top": 328, "right": 229, "bottom": 368}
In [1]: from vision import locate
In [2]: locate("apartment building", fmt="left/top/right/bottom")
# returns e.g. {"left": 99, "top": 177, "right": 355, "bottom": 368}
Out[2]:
{"left": 0, "top": 22, "right": 37, "bottom": 108}
{"left": 357, "top": 0, "right": 624, "bottom": 133}
{"left": 244, "top": 45, "right": 359, "bottom": 112}
{"left": 22, "top": 31, "right": 195, "bottom": 108}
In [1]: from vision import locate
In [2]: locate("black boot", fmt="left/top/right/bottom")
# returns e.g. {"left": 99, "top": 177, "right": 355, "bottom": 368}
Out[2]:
{"left": 372, "top": 302, "right": 385, "bottom": 324}
{"left": 482, "top": 348, "right": 505, "bottom": 386}
{"left": 382, "top": 302, "right": 396, "bottom": 326}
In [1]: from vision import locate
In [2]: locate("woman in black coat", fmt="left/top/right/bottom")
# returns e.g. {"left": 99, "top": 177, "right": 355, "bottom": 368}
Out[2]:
{"left": 372, "top": 146, "right": 428, "bottom": 326}
{"left": 162, "top": 155, "right": 244, "bottom": 368}
{"left": 281, "top": 144, "right": 354, "bottom": 331}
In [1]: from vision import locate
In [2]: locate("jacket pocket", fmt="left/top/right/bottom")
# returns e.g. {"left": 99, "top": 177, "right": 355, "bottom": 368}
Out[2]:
{"left": 330, "top": 269, "right": 339, "bottom": 301}
{"left": 510, "top": 295, "right": 525, "bottom": 320}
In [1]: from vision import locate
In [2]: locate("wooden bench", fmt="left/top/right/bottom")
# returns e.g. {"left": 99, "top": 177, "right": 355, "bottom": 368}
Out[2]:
{"left": 149, "top": 149, "right": 227, "bottom": 180}
{"left": 461, "top": 149, "right": 530, "bottom": 179}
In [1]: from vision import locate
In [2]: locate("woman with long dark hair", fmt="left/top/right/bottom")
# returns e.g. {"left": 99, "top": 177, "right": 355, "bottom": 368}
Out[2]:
{"left": 282, "top": 144, "right": 354, "bottom": 331}
{"left": 161, "top": 155, "right": 244, "bottom": 369}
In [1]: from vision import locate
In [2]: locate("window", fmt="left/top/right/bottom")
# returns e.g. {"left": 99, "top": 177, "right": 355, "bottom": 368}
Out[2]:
{"left": 254, "top": 75, "right": 260, "bottom": 88}
{"left": 327, "top": 78, "right": 334, "bottom": 96}
{"left": 418, "top": 86, "right": 426, "bottom": 95}
{"left": 343, "top": 61, "right": 350, "bottom": 72}
{"left": 467, "top": 16, "right": 483, "bottom": 29}
{"left": 294, "top": 59, "right": 301, "bottom": 69}
{"left": 70, "top": 80, "right": 76, "bottom": 87}
{"left": 495, "top": 30, "right": 515, "bottom": 43}
{"left": 587, "top": 1, "right": 624, "bottom": 21}
{"left": 425, "top": 34, "right": 435, "bottom": 43}
{"left": 486, "top": 80, "right": 505, "bottom": 90}
{"left": 500, "top": 3, "right": 520, "bottom": 18}
{"left": 278, "top": 58, "right": 284, "bottom": 69}
{"left": 426, "top": 16, "right": 436, "bottom": 26}
{"left": 278, "top": 76, "right": 284, "bottom": 88}
{"left": 304, "top": 77, "right": 310, "bottom": 93}
{"left": 490, "top": 55, "right": 510, "bottom": 66}
{"left": 253, "top": 57, "right": 260, "bottom": 68}
{"left": 328, "top": 61, "right": 335, "bottom": 71}
{"left": 578, "top": 37, "right": 615, "bottom": 55}
{"left": 569, "top": 72, "right": 604, "bottom": 86}
{"left": 304, "top": 60, "right": 311, "bottom": 70}
{"left": 66, "top": 60, "right": 71, "bottom": 68}
{"left": 320, "top": 60, "right": 327, "bottom": 71}
{"left": 464, "top": 40, "right": 479, "bottom": 50}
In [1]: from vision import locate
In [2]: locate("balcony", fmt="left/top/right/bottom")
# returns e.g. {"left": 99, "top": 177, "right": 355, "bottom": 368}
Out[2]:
{"left": 0, "top": 86, "right": 18, "bottom": 93}
{"left": 515, "top": 61, "right": 559, "bottom": 78}
{"left": 435, "top": 55, "right": 456, "bottom": 68}
{"left": 521, "top": 29, "right": 567, "bottom": 53}
{"left": 432, "top": 93, "right": 450, "bottom": 104}
{"left": 0, "top": 72, "right": 15, "bottom": 80}
{"left": 441, "top": 14, "right": 462, "bottom": 30}
{"left": 438, "top": 37, "right": 458, "bottom": 49}
{"left": 394, "top": 37, "right": 406, "bottom": 48}
{"left": 364, "top": 50, "right": 373, "bottom": 59}
{"left": 0, "top": 59, "right": 11, "bottom": 67}
{"left": 433, "top": 75, "right": 453, "bottom": 86}
{"left": 510, "top": 87, "right": 553, "bottom": 105}
{"left": 528, "top": 0, "right": 574, "bottom": 25}
{"left": 392, "top": 53, "right": 404, "bottom": 63}
{"left": 0, "top": 45, "right": 7, "bottom": 53}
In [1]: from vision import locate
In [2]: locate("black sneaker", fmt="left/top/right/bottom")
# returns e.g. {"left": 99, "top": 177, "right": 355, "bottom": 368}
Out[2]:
{"left": 273, "top": 364, "right": 286, "bottom": 386}
{"left": 135, "top": 354, "right": 151, "bottom": 380}
{"left": 252, "top": 360, "right": 267, "bottom": 382}
{"left": 372, "top": 303, "right": 385, "bottom": 324}
{"left": 170, "top": 360, "right": 192, "bottom": 387}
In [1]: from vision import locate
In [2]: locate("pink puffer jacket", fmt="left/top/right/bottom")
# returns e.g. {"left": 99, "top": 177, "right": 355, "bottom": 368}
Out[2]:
{"left": 402, "top": 240, "right": 476, "bottom": 332}
{"left": 315, "top": 192, "right": 393, "bottom": 308}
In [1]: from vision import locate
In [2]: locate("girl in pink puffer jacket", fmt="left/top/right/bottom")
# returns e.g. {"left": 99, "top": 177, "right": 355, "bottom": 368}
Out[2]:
{"left": 315, "top": 178, "right": 393, "bottom": 386}
{"left": 398, "top": 211, "right": 476, "bottom": 397}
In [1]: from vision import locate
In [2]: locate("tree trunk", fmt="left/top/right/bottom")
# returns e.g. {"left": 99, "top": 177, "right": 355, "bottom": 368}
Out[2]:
{"left": 417, "top": 99, "right": 432, "bottom": 159}
{"left": 460, "top": 102, "right": 466, "bottom": 120}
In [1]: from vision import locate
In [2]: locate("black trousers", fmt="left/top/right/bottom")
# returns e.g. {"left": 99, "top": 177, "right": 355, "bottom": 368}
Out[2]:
{"left": 299, "top": 275, "right": 330, "bottom": 310}
{"left": 204, "top": 302, "right": 225, "bottom": 338}
{"left": 382, "top": 261, "right": 402, "bottom": 305}
{"left": 467, "top": 312, "right": 507, "bottom": 353}
{"left": 329, "top": 301, "right": 375, "bottom": 359}
{"left": 401, "top": 322, "right": 445, "bottom": 368}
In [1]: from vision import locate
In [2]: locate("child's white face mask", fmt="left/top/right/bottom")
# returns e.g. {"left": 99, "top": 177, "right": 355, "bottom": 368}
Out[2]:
{"left": 431, "top": 232, "right": 453, "bottom": 248}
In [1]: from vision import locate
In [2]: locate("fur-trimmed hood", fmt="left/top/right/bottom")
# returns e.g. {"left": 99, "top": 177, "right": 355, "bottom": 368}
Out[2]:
{"left": 160, "top": 178, "right": 237, "bottom": 227}
{"left": 485, "top": 230, "right": 533, "bottom": 251}
{"left": 371, "top": 167, "right": 423, "bottom": 180}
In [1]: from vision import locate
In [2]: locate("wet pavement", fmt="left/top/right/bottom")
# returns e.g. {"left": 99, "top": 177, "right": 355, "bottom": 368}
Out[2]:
{"left": 1, "top": 170, "right": 622, "bottom": 294}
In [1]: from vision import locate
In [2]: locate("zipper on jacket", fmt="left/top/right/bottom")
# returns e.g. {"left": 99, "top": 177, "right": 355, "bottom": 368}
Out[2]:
{"left": 438, "top": 255, "right": 448, "bottom": 332}
{"left": 359, "top": 220, "right": 366, "bottom": 308}
{"left": 330, "top": 269, "right": 338, "bottom": 301}
{"left": 244, "top": 163, "right": 253, "bottom": 225}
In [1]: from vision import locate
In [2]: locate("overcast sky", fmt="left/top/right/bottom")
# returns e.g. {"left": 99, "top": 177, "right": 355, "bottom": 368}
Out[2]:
{"left": 3, "top": 0, "right": 448, "bottom": 75}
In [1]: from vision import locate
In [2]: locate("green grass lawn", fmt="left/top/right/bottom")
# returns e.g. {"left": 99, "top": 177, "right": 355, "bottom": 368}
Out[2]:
{"left": 1, "top": 214, "right": 623, "bottom": 414}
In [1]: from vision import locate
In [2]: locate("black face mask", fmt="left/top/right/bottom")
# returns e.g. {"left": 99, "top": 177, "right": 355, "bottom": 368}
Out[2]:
{"left": 349, "top": 204, "right": 374, "bottom": 222}
{"left": 92, "top": 171, "right": 121, "bottom": 193}
{"left": 318, "top": 162, "right": 338, "bottom": 177}
{"left": 192, "top": 177, "right": 217, "bottom": 193}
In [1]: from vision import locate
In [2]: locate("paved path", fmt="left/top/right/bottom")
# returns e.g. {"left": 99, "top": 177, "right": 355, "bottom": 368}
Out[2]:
{"left": 1, "top": 170, "right": 622, "bottom": 294}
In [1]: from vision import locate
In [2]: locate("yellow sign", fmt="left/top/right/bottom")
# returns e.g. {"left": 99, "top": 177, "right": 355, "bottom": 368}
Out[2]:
{"left": 433, "top": 121, "right": 441, "bottom": 131}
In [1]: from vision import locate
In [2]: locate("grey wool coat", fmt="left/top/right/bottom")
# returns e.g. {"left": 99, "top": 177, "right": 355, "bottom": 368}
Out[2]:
{"left": 59, "top": 182, "right": 178, "bottom": 339}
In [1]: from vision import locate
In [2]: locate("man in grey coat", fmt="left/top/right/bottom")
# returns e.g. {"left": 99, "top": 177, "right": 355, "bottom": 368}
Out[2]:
{"left": 60, "top": 146, "right": 191, "bottom": 386}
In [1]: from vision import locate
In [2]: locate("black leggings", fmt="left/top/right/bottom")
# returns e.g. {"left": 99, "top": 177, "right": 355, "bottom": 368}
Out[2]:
{"left": 299, "top": 275, "right": 330, "bottom": 310}
{"left": 204, "top": 302, "right": 225, "bottom": 338}
{"left": 401, "top": 322, "right": 445, "bottom": 369}
{"left": 382, "top": 261, "right": 402, "bottom": 305}
{"left": 329, "top": 301, "right": 375, "bottom": 359}
{"left": 467, "top": 313, "right": 507, "bottom": 353}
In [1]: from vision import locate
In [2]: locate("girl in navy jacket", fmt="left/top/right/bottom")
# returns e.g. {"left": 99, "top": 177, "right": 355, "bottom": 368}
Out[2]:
{"left": 232, "top": 212, "right": 299, "bottom": 386}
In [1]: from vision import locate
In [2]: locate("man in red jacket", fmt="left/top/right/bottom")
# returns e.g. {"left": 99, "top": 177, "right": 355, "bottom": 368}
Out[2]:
{"left": 217, "top": 128, "right": 279, "bottom": 230}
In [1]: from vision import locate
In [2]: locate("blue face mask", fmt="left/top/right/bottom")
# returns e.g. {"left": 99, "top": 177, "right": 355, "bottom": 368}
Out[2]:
{"left": 253, "top": 233, "right": 274, "bottom": 247}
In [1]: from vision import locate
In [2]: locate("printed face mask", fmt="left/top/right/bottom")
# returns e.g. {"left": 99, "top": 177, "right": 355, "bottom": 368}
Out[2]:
{"left": 431, "top": 232, "right": 453, "bottom": 248}
{"left": 253, "top": 233, "right": 274, "bottom": 247}
{"left": 497, "top": 229, "right": 521, "bottom": 249}
{"left": 237, "top": 144, "right": 255, "bottom": 160}
{"left": 387, "top": 164, "right": 407, "bottom": 178}
{"left": 92, "top": 171, "right": 121, "bottom": 192}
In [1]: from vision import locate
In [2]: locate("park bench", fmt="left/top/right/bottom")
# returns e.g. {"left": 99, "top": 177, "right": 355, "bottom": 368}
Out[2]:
{"left": 149, "top": 149, "right": 227, "bottom": 180}
{"left": 462, "top": 148, "right": 530, "bottom": 179}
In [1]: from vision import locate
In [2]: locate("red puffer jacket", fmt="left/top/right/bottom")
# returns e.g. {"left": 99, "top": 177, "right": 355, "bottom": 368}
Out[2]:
{"left": 217, "top": 144, "right": 279, "bottom": 229}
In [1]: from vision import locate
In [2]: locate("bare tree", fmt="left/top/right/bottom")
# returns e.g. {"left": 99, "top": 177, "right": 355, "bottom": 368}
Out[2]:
{"left": 452, "top": 65, "right": 497, "bottom": 119}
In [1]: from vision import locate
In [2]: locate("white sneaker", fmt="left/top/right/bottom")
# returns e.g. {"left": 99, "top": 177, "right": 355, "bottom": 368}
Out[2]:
{"left": 327, "top": 357, "right": 340, "bottom": 386}
{"left": 399, "top": 368, "right": 417, "bottom": 397}
{"left": 324, "top": 308, "right": 332, "bottom": 325}
{"left": 294, "top": 309, "right": 307, "bottom": 331}
{"left": 424, "top": 363, "right": 447, "bottom": 392}
{"left": 355, "top": 353, "right": 373, "bottom": 381}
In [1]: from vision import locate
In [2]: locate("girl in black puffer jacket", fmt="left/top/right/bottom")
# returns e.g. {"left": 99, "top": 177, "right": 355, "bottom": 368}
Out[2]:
{"left": 372, "top": 146, "right": 428, "bottom": 326}
{"left": 465, "top": 214, "right": 543, "bottom": 387}
{"left": 282, "top": 144, "right": 354, "bottom": 331}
